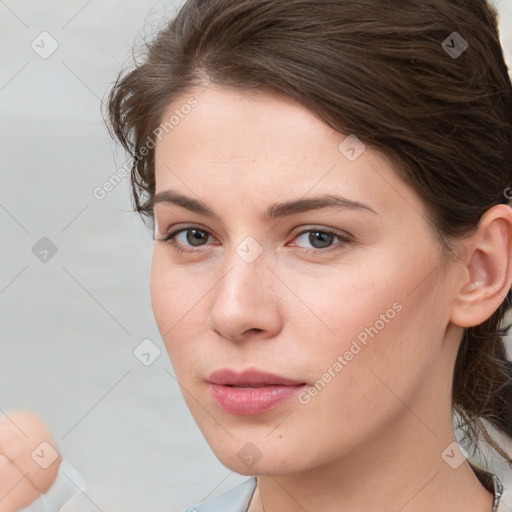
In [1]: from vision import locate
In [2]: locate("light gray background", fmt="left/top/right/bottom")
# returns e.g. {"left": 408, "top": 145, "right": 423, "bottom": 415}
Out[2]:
{"left": 1, "top": 1, "right": 511, "bottom": 511}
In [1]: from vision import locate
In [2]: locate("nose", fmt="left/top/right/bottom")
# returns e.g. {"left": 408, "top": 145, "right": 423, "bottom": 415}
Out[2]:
{"left": 208, "top": 245, "right": 282, "bottom": 343}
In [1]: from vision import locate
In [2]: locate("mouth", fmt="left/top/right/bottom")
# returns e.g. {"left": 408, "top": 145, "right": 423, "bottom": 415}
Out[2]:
{"left": 206, "top": 368, "right": 307, "bottom": 416}
{"left": 206, "top": 368, "right": 306, "bottom": 387}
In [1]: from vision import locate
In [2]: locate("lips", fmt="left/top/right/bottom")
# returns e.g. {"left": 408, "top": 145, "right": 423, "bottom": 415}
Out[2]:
{"left": 207, "top": 368, "right": 305, "bottom": 387}
{"left": 206, "top": 368, "right": 306, "bottom": 415}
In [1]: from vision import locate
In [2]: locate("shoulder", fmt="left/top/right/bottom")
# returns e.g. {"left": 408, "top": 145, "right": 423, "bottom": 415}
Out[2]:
{"left": 181, "top": 477, "right": 257, "bottom": 512}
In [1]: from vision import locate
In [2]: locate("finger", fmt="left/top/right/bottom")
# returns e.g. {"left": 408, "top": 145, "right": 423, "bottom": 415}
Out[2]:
{"left": 0, "top": 454, "right": 41, "bottom": 512}
{"left": 0, "top": 411, "right": 61, "bottom": 494}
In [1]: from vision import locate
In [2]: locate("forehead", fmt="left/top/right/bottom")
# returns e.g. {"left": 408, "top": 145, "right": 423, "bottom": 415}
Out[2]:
{"left": 153, "top": 85, "right": 426, "bottom": 224}
{"left": 156, "top": 85, "right": 333, "bottom": 163}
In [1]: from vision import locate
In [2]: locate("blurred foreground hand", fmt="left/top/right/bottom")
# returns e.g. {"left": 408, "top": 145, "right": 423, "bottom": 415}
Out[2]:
{"left": 0, "top": 411, "right": 61, "bottom": 512}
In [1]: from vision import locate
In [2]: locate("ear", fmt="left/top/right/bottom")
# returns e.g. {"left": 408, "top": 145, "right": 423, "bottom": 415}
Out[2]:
{"left": 450, "top": 204, "right": 512, "bottom": 328}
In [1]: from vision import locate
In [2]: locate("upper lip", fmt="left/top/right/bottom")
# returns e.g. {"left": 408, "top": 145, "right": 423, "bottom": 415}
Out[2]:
{"left": 206, "top": 368, "right": 306, "bottom": 387}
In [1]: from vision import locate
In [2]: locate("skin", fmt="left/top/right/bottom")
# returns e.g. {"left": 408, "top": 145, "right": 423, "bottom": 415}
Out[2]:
{"left": 151, "top": 84, "right": 512, "bottom": 512}
{"left": 0, "top": 411, "right": 61, "bottom": 512}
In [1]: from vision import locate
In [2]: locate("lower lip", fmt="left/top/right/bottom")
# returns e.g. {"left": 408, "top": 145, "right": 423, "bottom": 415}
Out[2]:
{"left": 209, "top": 384, "right": 305, "bottom": 415}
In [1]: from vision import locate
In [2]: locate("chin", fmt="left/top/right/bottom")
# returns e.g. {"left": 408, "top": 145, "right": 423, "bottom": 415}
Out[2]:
{"left": 219, "top": 456, "right": 295, "bottom": 477}
{"left": 206, "top": 435, "right": 311, "bottom": 477}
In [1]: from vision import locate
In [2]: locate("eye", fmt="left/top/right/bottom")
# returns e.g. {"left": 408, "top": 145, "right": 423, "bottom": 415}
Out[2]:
{"left": 290, "top": 228, "right": 352, "bottom": 254}
{"left": 157, "top": 226, "right": 215, "bottom": 253}
{"left": 157, "top": 225, "right": 352, "bottom": 255}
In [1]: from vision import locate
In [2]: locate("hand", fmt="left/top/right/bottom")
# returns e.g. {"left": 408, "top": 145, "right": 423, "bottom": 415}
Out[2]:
{"left": 0, "top": 411, "right": 62, "bottom": 512}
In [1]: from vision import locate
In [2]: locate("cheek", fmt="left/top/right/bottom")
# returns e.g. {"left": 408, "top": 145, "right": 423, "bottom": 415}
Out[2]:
{"left": 150, "top": 250, "right": 185, "bottom": 353}
{"left": 319, "top": 271, "right": 445, "bottom": 396}
{"left": 150, "top": 248, "right": 197, "bottom": 321}
{"left": 278, "top": 256, "right": 408, "bottom": 348}
{"left": 289, "top": 252, "right": 446, "bottom": 398}
{"left": 149, "top": 249, "right": 212, "bottom": 363}
{"left": 149, "top": 251, "right": 169, "bottom": 333}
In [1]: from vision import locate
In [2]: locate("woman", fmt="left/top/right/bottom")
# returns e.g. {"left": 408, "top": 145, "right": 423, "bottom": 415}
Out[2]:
{"left": 106, "top": 0, "right": 512, "bottom": 510}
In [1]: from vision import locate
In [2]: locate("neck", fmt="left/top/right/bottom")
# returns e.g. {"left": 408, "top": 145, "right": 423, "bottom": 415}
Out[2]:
{"left": 249, "top": 428, "right": 494, "bottom": 512}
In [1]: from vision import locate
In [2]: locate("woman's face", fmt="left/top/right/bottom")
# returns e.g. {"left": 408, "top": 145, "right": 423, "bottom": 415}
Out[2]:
{"left": 150, "top": 85, "right": 459, "bottom": 475}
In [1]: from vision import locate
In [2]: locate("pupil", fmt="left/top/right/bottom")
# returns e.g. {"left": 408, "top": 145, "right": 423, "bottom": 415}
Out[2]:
{"left": 188, "top": 229, "right": 208, "bottom": 246}
{"left": 309, "top": 231, "right": 333, "bottom": 249}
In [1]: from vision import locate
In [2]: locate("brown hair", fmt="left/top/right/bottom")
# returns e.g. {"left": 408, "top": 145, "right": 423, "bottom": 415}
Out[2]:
{"left": 105, "top": 0, "right": 512, "bottom": 466}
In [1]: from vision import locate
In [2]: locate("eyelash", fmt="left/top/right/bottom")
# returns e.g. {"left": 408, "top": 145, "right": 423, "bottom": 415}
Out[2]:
{"left": 157, "top": 225, "right": 352, "bottom": 255}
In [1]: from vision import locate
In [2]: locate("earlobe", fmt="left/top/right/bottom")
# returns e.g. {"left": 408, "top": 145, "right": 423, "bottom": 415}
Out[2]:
{"left": 450, "top": 205, "right": 512, "bottom": 328}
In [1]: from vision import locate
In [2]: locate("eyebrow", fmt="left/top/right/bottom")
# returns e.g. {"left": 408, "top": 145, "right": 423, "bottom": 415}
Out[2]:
{"left": 152, "top": 190, "right": 378, "bottom": 219}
